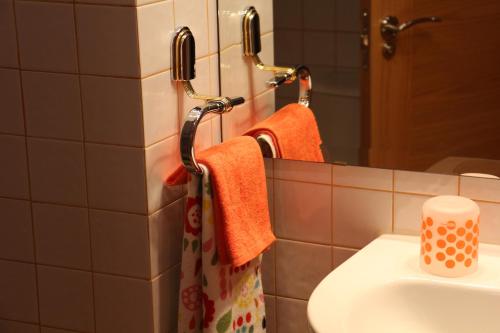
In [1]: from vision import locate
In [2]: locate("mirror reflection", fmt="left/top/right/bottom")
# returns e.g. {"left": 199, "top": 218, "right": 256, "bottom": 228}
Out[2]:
{"left": 218, "top": 0, "right": 500, "bottom": 178}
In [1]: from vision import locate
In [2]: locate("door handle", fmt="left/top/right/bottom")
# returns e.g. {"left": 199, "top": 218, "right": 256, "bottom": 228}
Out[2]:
{"left": 380, "top": 15, "right": 442, "bottom": 58}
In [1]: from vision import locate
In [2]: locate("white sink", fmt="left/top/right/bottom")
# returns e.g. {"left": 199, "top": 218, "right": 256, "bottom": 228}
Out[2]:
{"left": 307, "top": 235, "right": 500, "bottom": 333}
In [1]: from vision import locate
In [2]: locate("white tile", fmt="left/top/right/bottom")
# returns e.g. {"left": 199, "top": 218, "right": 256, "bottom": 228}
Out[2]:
{"left": 304, "top": 32, "right": 335, "bottom": 66}
{"left": 207, "top": 0, "right": 218, "bottom": 54}
{"left": 336, "top": 0, "right": 361, "bottom": 32}
{"left": 460, "top": 176, "right": 500, "bottom": 203}
{"left": 33, "top": 203, "right": 91, "bottom": 270}
{"left": 0, "top": 198, "right": 33, "bottom": 262}
{"left": 22, "top": 71, "right": 83, "bottom": 140}
{"left": 90, "top": 209, "right": 150, "bottom": 278}
{"left": 16, "top": 1, "right": 77, "bottom": 72}
{"left": 211, "top": 116, "right": 222, "bottom": 146}
{"left": 148, "top": 198, "right": 184, "bottom": 277}
{"left": 274, "top": 179, "right": 332, "bottom": 244}
{"left": 220, "top": 45, "right": 250, "bottom": 99}
{"left": 174, "top": 0, "right": 209, "bottom": 58}
{"left": 476, "top": 201, "right": 500, "bottom": 245}
{"left": 28, "top": 138, "right": 87, "bottom": 206}
{"left": 0, "top": 135, "right": 30, "bottom": 199}
{"left": 276, "top": 240, "right": 333, "bottom": 299}
{"left": 145, "top": 135, "right": 185, "bottom": 213}
{"left": 253, "top": 88, "right": 276, "bottom": 123}
{"left": 137, "top": 1, "right": 174, "bottom": 77}
{"left": 0, "top": 260, "right": 38, "bottom": 323}
{"left": 0, "top": 0, "right": 18, "bottom": 68}
{"left": 332, "top": 187, "right": 392, "bottom": 248}
{"left": 336, "top": 32, "right": 361, "bottom": 68}
{"left": 0, "top": 69, "right": 24, "bottom": 135}
{"left": 276, "top": 297, "right": 309, "bottom": 333}
{"left": 275, "top": 159, "right": 331, "bottom": 184}
{"left": 81, "top": 75, "right": 144, "bottom": 146}
{"left": 86, "top": 143, "right": 147, "bottom": 214}
{"left": 332, "top": 165, "right": 392, "bottom": 191}
{"left": 209, "top": 54, "right": 220, "bottom": 96}
{"left": 142, "top": 70, "right": 179, "bottom": 146}
{"left": 394, "top": 193, "right": 432, "bottom": 236}
{"left": 304, "top": 0, "right": 335, "bottom": 31}
{"left": 394, "top": 170, "right": 459, "bottom": 195}
{"left": 76, "top": 4, "right": 140, "bottom": 77}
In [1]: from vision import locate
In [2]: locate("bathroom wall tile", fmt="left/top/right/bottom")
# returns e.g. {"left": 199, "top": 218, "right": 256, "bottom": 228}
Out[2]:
{"left": 173, "top": 0, "right": 209, "bottom": 59}
{"left": 142, "top": 70, "right": 179, "bottom": 146}
{"left": 0, "top": 319, "right": 39, "bottom": 333}
{"left": 0, "top": 69, "right": 24, "bottom": 135}
{"left": 274, "top": 180, "right": 332, "bottom": 244}
{"left": 220, "top": 98, "right": 251, "bottom": 140}
{"left": 207, "top": 0, "right": 218, "bottom": 54}
{"left": 81, "top": 76, "right": 144, "bottom": 146}
{"left": 209, "top": 54, "right": 220, "bottom": 96}
{"left": 94, "top": 273, "right": 154, "bottom": 333}
{"left": 336, "top": 32, "right": 361, "bottom": 68}
{"left": 264, "top": 295, "right": 276, "bottom": 333}
{"left": 393, "top": 193, "right": 431, "bottom": 236}
{"left": 262, "top": 244, "right": 276, "bottom": 294}
{"left": 273, "top": 0, "right": 301, "bottom": 30}
{"left": 0, "top": 260, "right": 38, "bottom": 323}
{"left": 74, "top": 0, "right": 137, "bottom": 5}
{"left": 332, "top": 165, "right": 393, "bottom": 191}
{"left": 332, "top": 246, "right": 358, "bottom": 269}
{"left": 86, "top": 143, "right": 147, "bottom": 214}
{"left": 22, "top": 71, "right": 83, "bottom": 140}
{"left": 276, "top": 297, "right": 309, "bottom": 333}
{"left": 304, "top": 32, "right": 335, "bottom": 66}
{"left": 336, "top": 0, "right": 361, "bottom": 32}
{"left": 332, "top": 187, "right": 392, "bottom": 248}
{"left": 194, "top": 118, "right": 214, "bottom": 152}
{"left": 394, "top": 170, "right": 458, "bottom": 196}
{"left": 76, "top": 4, "right": 140, "bottom": 77}
{"left": 275, "top": 159, "right": 332, "bottom": 185}
{"left": 476, "top": 201, "right": 500, "bottom": 245}
{"left": 253, "top": 87, "right": 276, "bottom": 124}
{"left": 0, "top": 198, "right": 33, "bottom": 262}
{"left": 90, "top": 209, "right": 149, "bottom": 278}
{"left": 264, "top": 158, "right": 274, "bottom": 178}
{"left": 275, "top": 240, "right": 332, "bottom": 299}
{"left": 152, "top": 265, "right": 180, "bottom": 333}
{"left": 16, "top": 1, "right": 77, "bottom": 72}
{"left": 148, "top": 198, "right": 184, "bottom": 278}
{"left": 28, "top": 138, "right": 87, "bottom": 206}
{"left": 33, "top": 203, "right": 91, "bottom": 270}
{"left": 137, "top": 1, "right": 174, "bottom": 77}
{"left": 304, "top": 0, "right": 335, "bottom": 31}
{"left": 251, "top": 33, "right": 275, "bottom": 96}
{"left": 0, "top": 1, "right": 18, "bottom": 68}
{"left": 178, "top": 56, "right": 211, "bottom": 120}
{"left": 267, "top": 178, "right": 274, "bottom": 226}
{"left": 0, "top": 135, "right": 30, "bottom": 199}
{"left": 211, "top": 116, "right": 222, "bottom": 145}
{"left": 145, "top": 135, "right": 185, "bottom": 214}
{"left": 41, "top": 328, "right": 76, "bottom": 333}
{"left": 219, "top": 45, "right": 248, "bottom": 100}
{"left": 38, "top": 266, "right": 94, "bottom": 332}
{"left": 274, "top": 30, "right": 303, "bottom": 66}
{"left": 460, "top": 176, "right": 500, "bottom": 203}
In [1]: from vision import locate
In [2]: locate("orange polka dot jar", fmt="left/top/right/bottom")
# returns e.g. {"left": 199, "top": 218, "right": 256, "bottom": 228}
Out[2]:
{"left": 420, "top": 195, "right": 480, "bottom": 277}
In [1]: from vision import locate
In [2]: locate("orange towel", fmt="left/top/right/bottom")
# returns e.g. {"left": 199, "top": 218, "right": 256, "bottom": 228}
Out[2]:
{"left": 244, "top": 103, "right": 324, "bottom": 162}
{"left": 167, "top": 136, "right": 276, "bottom": 267}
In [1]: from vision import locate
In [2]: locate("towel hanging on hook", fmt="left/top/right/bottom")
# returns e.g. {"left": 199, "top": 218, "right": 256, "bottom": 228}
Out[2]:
{"left": 242, "top": 6, "right": 312, "bottom": 107}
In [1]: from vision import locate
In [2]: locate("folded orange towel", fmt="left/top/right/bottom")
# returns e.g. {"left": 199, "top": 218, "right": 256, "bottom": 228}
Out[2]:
{"left": 167, "top": 136, "right": 276, "bottom": 267}
{"left": 244, "top": 103, "right": 324, "bottom": 162}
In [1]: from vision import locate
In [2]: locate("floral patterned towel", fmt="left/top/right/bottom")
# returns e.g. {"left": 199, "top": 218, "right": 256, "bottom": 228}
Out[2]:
{"left": 178, "top": 165, "right": 267, "bottom": 333}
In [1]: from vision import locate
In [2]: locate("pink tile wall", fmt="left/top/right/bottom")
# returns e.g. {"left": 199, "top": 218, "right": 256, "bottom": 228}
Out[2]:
{"left": 265, "top": 158, "right": 500, "bottom": 332}
{"left": 0, "top": 0, "right": 218, "bottom": 331}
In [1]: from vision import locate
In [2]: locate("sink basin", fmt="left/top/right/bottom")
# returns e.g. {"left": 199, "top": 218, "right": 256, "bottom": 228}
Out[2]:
{"left": 307, "top": 235, "right": 500, "bottom": 333}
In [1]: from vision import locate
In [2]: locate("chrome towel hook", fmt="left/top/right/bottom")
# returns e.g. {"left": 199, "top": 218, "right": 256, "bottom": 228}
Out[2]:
{"left": 172, "top": 27, "right": 245, "bottom": 174}
{"left": 242, "top": 6, "right": 312, "bottom": 107}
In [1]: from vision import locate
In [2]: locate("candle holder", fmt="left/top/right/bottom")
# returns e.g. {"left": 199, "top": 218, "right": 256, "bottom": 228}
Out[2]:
{"left": 420, "top": 195, "right": 480, "bottom": 277}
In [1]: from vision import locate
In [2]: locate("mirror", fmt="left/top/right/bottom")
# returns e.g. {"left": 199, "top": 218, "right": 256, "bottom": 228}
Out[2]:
{"left": 217, "top": 0, "right": 500, "bottom": 178}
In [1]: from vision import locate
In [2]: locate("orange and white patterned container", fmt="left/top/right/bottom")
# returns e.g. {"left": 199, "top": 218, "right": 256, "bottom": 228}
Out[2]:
{"left": 420, "top": 195, "right": 480, "bottom": 277}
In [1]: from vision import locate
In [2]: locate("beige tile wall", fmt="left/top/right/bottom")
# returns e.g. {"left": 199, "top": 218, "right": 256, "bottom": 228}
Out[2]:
{"left": 0, "top": 0, "right": 218, "bottom": 331}
{"left": 264, "top": 158, "right": 500, "bottom": 332}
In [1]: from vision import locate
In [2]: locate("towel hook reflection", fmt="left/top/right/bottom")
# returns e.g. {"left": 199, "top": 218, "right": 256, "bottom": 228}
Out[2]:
{"left": 242, "top": 6, "right": 312, "bottom": 107}
{"left": 172, "top": 26, "right": 245, "bottom": 174}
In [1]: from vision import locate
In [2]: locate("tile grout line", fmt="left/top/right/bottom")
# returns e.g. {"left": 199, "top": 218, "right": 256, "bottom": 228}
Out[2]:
{"left": 10, "top": 1, "right": 42, "bottom": 329}
{"left": 71, "top": 3, "right": 98, "bottom": 331}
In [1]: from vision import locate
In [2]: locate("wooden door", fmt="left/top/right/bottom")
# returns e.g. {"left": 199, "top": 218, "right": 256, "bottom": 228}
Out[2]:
{"left": 368, "top": 0, "right": 500, "bottom": 171}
